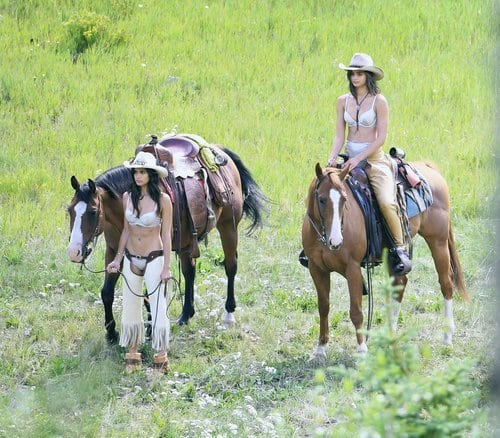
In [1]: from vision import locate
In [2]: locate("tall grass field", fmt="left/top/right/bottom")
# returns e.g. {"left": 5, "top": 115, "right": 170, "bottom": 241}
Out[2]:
{"left": 0, "top": 0, "right": 497, "bottom": 436}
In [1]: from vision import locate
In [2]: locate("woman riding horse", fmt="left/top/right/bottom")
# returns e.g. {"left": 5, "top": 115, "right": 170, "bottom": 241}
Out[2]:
{"left": 327, "top": 53, "right": 411, "bottom": 274}
{"left": 303, "top": 162, "right": 469, "bottom": 358}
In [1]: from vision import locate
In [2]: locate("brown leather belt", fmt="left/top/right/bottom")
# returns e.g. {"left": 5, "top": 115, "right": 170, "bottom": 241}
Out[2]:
{"left": 125, "top": 248, "right": 163, "bottom": 276}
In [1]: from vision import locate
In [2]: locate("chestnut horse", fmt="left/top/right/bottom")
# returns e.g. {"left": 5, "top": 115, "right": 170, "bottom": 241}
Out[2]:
{"left": 67, "top": 146, "right": 266, "bottom": 343}
{"left": 302, "top": 162, "right": 470, "bottom": 359}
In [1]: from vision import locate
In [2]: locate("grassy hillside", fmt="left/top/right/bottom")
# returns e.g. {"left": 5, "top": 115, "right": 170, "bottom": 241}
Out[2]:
{"left": 0, "top": 0, "right": 496, "bottom": 436}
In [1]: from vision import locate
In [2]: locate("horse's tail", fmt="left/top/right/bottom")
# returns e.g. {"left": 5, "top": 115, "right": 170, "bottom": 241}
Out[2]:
{"left": 448, "top": 221, "right": 471, "bottom": 303}
{"left": 223, "top": 147, "right": 269, "bottom": 235}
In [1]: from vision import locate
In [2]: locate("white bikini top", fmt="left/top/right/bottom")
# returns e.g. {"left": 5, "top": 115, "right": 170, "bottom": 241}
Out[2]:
{"left": 344, "top": 94, "right": 378, "bottom": 129}
{"left": 125, "top": 197, "right": 161, "bottom": 228}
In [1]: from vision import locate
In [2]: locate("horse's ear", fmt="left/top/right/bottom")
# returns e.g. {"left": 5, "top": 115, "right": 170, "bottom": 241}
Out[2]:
{"left": 339, "top": 165, "right": 350, "bottom": 181}
{"left": 71, "top": 176, "right": 80, "bottom": 191}
{"left": 315, "top": 162, "right": 323, "bottom": 179}
{"left": 88, "top": 179, "right": 96, "bottom": 193}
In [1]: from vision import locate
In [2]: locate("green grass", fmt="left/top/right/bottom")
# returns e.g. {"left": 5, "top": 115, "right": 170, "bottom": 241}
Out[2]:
{"left": 0, "top": 0, "right": 497, "bottom": 436}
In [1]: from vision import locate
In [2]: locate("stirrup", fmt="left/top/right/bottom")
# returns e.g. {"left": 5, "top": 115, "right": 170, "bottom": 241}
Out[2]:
{"left": 124, "top": 352, "right": 142, "bottom": 373}
{"left": 389, "top": 247, "right": 412, "bottom": 276}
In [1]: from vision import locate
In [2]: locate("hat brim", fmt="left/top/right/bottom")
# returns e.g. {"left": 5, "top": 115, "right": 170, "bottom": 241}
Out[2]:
{"left": 339, "top": 63, "right": 384, "bottom": 81}
{"left": 123, "top": 160, "right": 169, "bottom": 178}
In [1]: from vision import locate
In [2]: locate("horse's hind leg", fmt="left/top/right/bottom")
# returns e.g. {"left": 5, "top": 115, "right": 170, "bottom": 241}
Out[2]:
{"left": 178, "top": 253, "right": 196, "bottom": 325}
{"left": 423, "top": 235, "right": 456, "bottom": 345}
{"left": 102, "top": 272, "right": 120, "bottom": 344}
{"left": 390, "top": 275, "right": 408, "bottom": 332}
{"left": 217, "top": 216, "right": 238, "bottom": 326}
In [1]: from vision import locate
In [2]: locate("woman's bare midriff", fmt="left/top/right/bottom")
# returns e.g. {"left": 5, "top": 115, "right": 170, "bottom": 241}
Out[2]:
{"left": 346, "top": 125, "right": 377, "bottom": 143}
{"left": 127, "top": 224, "right": 163, "bottom": 256}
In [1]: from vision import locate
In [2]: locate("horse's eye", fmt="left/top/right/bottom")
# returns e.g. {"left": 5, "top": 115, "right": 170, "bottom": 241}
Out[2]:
{"left": 318, "top": 197, "right": 327, "bottom": 207}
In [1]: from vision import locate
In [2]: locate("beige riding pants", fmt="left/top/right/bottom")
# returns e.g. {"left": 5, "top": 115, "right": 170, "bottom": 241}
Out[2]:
{"left": 366, "top": 149, "right": 404, "bottom": 247}
{"left": 119, "top": 256, "right": 170, "bottom": 351}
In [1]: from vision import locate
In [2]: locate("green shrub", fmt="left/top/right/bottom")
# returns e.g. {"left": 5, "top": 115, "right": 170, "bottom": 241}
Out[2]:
{"left": 316, "top": 280, "right": 483, "bottom": 436}
{"left": 59, "top": 10, "right": 128, "bottom": 55}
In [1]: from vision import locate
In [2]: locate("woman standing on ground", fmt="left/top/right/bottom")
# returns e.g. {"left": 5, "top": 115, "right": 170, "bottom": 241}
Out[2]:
{"left": 327, "top": 52, "right": 411, "bottom": 274}
{"left": 107, "top": 151, "right": 173, "bottom": 373}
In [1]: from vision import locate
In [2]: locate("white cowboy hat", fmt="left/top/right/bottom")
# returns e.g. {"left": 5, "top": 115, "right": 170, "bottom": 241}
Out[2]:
{"left": 124, "top": 151, "right": 168, "bottom": 177}
{"left": 339, "top": 53, "right": 384, "bottom": 81}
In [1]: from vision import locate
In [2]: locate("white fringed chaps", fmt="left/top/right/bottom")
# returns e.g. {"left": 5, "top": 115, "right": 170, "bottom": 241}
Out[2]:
{"left": 119, "top": 256, "right": 170, "bottom": 351}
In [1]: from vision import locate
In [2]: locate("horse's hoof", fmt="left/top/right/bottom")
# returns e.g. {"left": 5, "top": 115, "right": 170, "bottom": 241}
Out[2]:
{"left": 106, "top": 331, "right": 119, "bottom": 345}
{"left": 177, "top": 315, "right": 190, "bottom": 325}
{"left": 356, "top": 342, "right": 368, "bottom": 354}
{"left": 223, "top": 312, "right": 236, "bottom": 327}
{"left": 443, "top": 333, "right": 453, "bottom": 346}
{"left": 308, "top": 345, "right": 327, "bottom": 363}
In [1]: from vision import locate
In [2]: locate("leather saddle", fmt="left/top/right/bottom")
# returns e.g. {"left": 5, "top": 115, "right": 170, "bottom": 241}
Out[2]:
{"left": 347, "top": 167, "right": 384, "bottom": 268}
{"left": 135, "top": 135, "right": 217, "bottom": 259}
{"left": 345, "top": 151, "right": 432, "bottom": 268}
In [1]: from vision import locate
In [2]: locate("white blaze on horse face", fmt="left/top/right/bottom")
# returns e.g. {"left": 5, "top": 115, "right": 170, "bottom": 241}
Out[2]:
{"left": 67, "top": 201, "right": 86, "bottom": 261}
{"left": 328, "top": 188, "right": 343, "bottom": 248}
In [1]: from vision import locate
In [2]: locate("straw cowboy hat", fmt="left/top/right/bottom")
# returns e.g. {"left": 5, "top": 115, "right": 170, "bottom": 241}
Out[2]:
{"left": 124, "top": 151, "right": 168, "bottom": 177}
{"left": 339, "top": 53, "right": 384, "bottom": 81}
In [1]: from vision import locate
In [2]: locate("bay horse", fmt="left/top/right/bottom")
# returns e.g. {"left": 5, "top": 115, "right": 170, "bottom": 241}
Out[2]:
{"left": 67, "top": 144, "right": 266, "bottom": 344}
{"left": 302, "top": 162, "right": 470, "bottom": 360}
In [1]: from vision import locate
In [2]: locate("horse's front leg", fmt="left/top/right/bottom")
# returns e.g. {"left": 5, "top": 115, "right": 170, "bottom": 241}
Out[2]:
{"left": 178, "top": 253, "right": 196, "bottom": 325}
{"left": 345, "top": 263, "right": 367, "bottom": 353}
{"left": 309, "top": 263, "right": 331, "bottom": 361}
{"left": 102, "top": 271, "right": 120, "bottom": 344}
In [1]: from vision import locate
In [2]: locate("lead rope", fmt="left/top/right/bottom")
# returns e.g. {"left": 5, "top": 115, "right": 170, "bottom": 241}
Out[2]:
{"left": 81, "top": 255, "right": 184, "bottom": 320}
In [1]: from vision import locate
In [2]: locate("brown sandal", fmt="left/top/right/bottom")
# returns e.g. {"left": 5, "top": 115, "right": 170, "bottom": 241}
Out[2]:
{"left": 153, "top": 353, "right": 170, "bottom": 374}
{"left": 124, "top": 352, "right": 142, "bottom": 373}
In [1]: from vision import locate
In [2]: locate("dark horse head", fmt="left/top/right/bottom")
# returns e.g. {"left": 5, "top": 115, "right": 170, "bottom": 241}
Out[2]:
{"left": 67, "top": 167, "right": 132, "bottom": 263}
{"left": 67, "top": 176, "right": 104, "bottom": 263}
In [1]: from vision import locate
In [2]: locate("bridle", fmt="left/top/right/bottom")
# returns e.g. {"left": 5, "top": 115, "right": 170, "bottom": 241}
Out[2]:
{"left": 307, "top": 169, "right": 345, "bottom": 250}
{"left": 308, "top": 166, "right": 375, "bottom": 337}
{"left": 74, "top": 188, "right": 104, "bottom": 263}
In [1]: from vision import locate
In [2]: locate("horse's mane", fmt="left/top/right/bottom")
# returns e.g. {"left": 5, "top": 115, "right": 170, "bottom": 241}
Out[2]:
{"left": 94, "top": 166, "right": 132, "bottom": 199}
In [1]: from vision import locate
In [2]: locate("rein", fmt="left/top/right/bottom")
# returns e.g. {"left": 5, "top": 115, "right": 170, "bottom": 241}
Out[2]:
{"left": 81, "top": 256, "right": 183, "bottom": 318}
{"left": 77, "top": 183, "right": 185, "bottom": 319}
{"left": 306, "top": 214, "right": 327, "bottom": 246}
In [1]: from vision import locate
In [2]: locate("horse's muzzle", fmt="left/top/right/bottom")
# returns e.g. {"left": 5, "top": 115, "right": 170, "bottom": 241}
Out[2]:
{"left": 66, "top": 243, "right": 91, "bottom": 263}
{"left": 328, "top": 242, "right": 342, "bottom": 251}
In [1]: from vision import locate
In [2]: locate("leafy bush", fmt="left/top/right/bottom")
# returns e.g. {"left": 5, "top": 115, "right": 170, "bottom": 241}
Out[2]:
{"left": 59, "top": 10, "right": 128, "bottom": 55}
{"left": 314, "top": 280, "right": 483, "bottom": 436}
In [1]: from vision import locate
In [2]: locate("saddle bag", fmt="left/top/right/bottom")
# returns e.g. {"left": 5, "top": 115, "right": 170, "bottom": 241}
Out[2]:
{"left": 201, "top": 147, "right": 234, "bottom": 206}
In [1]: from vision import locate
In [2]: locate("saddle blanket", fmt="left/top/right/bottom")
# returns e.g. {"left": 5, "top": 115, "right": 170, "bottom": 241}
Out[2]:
{"left": 404, "top": 170, "right": 433, "bottom": 218}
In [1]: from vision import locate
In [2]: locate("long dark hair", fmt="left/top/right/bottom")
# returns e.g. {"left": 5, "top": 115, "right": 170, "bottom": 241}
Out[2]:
{"left": 129, "top": 168, "right": 162, "bottom": 217}
{"left": 347, "top": 71, "right": 380, "bottom": 96}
